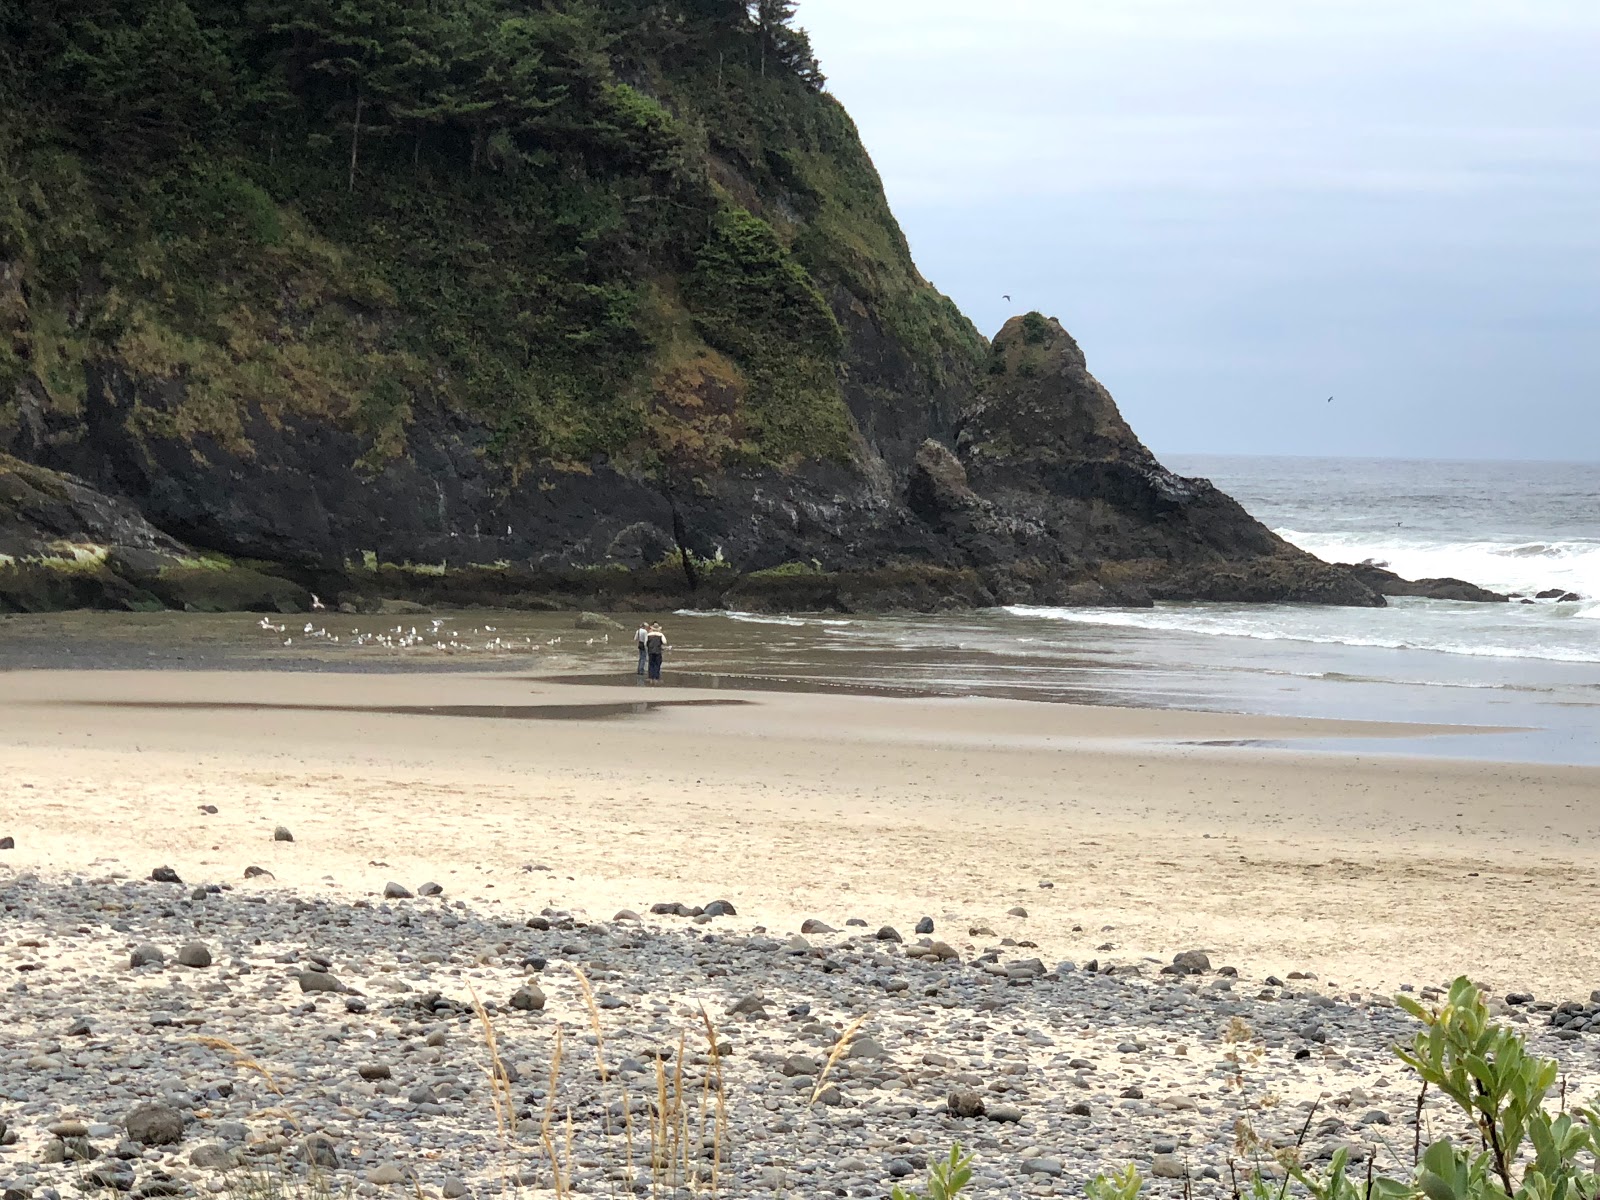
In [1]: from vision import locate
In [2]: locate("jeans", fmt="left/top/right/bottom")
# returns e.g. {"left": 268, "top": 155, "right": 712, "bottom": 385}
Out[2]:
{"left": 637, "top": 646, "right": 648, "bottom": 675}
{"left": 647, "top": 652, "right": 663, "bottom": 681}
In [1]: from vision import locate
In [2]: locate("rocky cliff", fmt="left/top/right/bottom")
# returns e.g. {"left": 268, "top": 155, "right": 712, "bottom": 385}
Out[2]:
{"left": 0, "top": 1, "right": 1381, "bottom": 614}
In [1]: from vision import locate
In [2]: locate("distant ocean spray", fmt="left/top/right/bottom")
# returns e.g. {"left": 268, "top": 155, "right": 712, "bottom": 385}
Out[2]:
{"left": 1013, "top": 456, "right": 1599, "bottom": 664}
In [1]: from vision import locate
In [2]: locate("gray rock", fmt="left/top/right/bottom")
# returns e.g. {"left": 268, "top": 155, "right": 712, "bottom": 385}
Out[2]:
{"left": 272, "top": 826, "right": 293, "bottom": 842}
{"left": 298, "top": 970, "right": 343, "bottom": 993}
{"left": 849, "top": 1035, "right": 888, "bottom": 1060}
{"left": 358, "top": 1064, "right": 392, "bottom": 1081}
{"left": 728, "top": 994, "right": 767, "bottom": 1016}
{"left": 876, "top": 926, "right": 903, "bottom": 943}
{"left": 383, "top": 883, "right": 413, "bottom": 899}
{"left": 915, "top": 917, "right": 935, "bottom": 934}
{"left": 189, "top": 1145, "right": 235, "bottom": 1170}
{"left": 800, "top": 919, "right": 836, "bottom": 934}
{"left": 1022, "top": 1158, "right": 1063, "bottom": 1176}
{"left": 441, "top": 1178, "right": 467, "bottom": 1198}
{"left": 1007, "top": 906, "right": 1029, "bottom": 918}
{"left": 47, "top": 1121, "right": 89, "bottom": 1139}
{"left": 302, "top": 1135, "right": 340, "bottom": 1169}
{"left": 1152, "top": 1154, "right": 1187, "bottom": 1179}
{"left": 417, "top": 882, "right": 444, "bottom": 897}
{"left": 946, "top": 1091, "right": 986, "bottom": 1118}
{"left": 703, "top": 899, "right": 737, "bottom": 917}
{"left": 243, "top": 865, "right": 273, "bottom": 879}
{"left": 1172, "top": 950, "right": 1211, "bottom": 974}
{"left": 368, "top": 1164, "right": 405, "bottom": 1186}
{"left": 124, "top": 1103, "right": 184, "bottom": 1147}
{"left": 985, "top": 1103, "right": 1022, "bottom": 1124}
{"left": 177, "top": 942, "right": 212, "bottom": 969}
{"left": 510, "top": 985, "right": 546, "bottom": 1012}
{"left": 149, "top": 866, "right": 182, "bottom": 884}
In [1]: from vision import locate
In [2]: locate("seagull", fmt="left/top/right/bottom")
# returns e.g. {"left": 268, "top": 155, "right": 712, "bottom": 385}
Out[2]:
{"left": 310, "top": 593, "right": 325, "bottom": 610}
{"left": 1003, "top": 294, "right": 1011, "bottom": 302}
{"left": 1327, "top": 396, "right": 1334, "bottom": 403}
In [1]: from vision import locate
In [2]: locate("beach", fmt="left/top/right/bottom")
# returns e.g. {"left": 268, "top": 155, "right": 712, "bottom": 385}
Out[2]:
{"left": 6, "top": 665, "right": 1600, "bottom": 1198}
{"left": 4, "top": 666, "right": 1596, "bottom": 997}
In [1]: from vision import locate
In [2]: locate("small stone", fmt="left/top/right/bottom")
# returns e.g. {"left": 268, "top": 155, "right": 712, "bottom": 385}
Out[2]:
{"left": 510, "top": 985, "right": 546, "bottom": 1012}
{"left": 1152, "top": 1154, "right": 1187, "bottom": 1179}
{"left": 124, "top": 1103, "right": 185, "bottom": 1147}
{"left": 947, "top": 1091, "right": 986, "bottom": 1118}
{"left": 1172, "top": 950, "right": 1211, "bottom": 974}
{"left": 149, "top": 866, "right": 182, "bottom": 884}
{"left": 189, "top": 1145, "right": 234, "bottom": 1170}
{"left": 368, "top": 1164, "right": 405, "bottom": 1186}
{"left": 800, "top": 919, "right": 836, "bottom": 934}
{"left": 243, "top": 866, "right": 273, "bottom": 879}
{"left": 130, "top": 943, "right": 166, "bottom": 968}
{"left": 357, "top": 1064, "right": 392, "bottom": 1081}
{"left": 849, "top": 1035, "right": 888, "bottom": 1060}
{"left": 876, "top": 926, "right": 903, "bottom": 943}
{"left": 441, "top": 1179, "right": 467, "bottom": 1198}
{"left": 985, "top": 1103, "right": 1023, "bottom": 1124}
{"left": 298, "top": 970, "right": 343, "bottom": 993}
{"left": 48, "top": 1121, "right": 89, "bottom": 1139}
{"left": 703, "top": 899, "right": 737, "bottom": 917}
{"left": 1007, "top": 906, "right": 1029, "bottom": 918}
{"left": 1067, "top": 1101, "right": 1092, "bottom": 1116}
{"left": 783, "top": 935, "right": 811, "bottom": 954}
{"left": 0, "top": 836, "right": 14, "bottom": 850}
{"left": 272, "top": 826, "right": 294, "bottom": 842}
{"left": 383, "top": 883, "right": 413, "bottom": 900}
{"left": 417, "top": 882, "right": 444, "bottom": 897}
{"left": 613, "top": 909, "right": 640, "bottom": 922}
{"left": 177, "top": 941, "right": 212, "bottom": 969}
{"left": 301, "top": 1135, "right": 340, "bottom": 1169}
{"left": 915, "top": 917, "right": 934, "bottom": 935}
{"left": 727, "top": 994, "right": 767, "bottom": 1016}
{"left": 67, "top": 1018, "right": 92, "bottom": 1037}
{"left": 1022, "top": 1158, "right": 1064, "bottom": 1177}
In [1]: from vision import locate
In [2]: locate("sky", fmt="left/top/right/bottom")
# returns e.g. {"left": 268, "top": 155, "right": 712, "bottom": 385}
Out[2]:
{"left": 795, "top": 1, "right": 1600, "bottom": 460}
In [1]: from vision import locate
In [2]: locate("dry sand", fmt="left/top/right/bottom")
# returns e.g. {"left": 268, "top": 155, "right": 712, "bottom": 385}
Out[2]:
{"left": 2, "top": 667, "right": 1597, "bottom": 1000}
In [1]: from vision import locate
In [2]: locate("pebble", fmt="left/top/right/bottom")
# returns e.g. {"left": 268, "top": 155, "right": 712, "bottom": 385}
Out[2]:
{"left": 383, "top": 883, "right": 413, "bottom": 900}
{"left": 3, "top": 869, "right": 1593, "bottom": 1200}
{"left": 273, "top": 826, "right": 294, "bottom": 842}
{"left": 176, "top": 942, "right": 212, "bottom": 969}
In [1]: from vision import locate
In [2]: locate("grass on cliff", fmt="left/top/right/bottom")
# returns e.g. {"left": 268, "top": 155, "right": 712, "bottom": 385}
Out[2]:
{"left": 1, "top": 1, "right": 982, "bottom": 479}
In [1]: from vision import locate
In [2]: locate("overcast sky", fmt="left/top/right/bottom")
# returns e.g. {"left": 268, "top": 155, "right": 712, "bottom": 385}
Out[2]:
{"left": 796, "top": 1, "right": 1599, "bottom": 460}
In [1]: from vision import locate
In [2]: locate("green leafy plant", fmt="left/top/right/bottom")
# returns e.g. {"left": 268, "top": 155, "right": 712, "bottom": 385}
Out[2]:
{"left": 1087, "top": 977, "right": 1600, "bottom": 1200}
{"left": 892, "top": 1144, "right": 975, "bottom": 1200}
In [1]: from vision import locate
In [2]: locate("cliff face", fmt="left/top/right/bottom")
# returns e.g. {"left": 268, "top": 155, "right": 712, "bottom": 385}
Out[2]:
{"left": 0, "top": 2, "right": 1380, "bottom": 613}
{"left": 905, "top": 315, "right": 1382, "bottom": 607}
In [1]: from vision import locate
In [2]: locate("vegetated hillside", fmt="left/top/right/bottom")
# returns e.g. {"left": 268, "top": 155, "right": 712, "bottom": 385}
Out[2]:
{"left": 0, "top": 2, "right": 1382, "bottom": 615}
{"left": 1, "top": 0, "right": 984, "bottom": 572}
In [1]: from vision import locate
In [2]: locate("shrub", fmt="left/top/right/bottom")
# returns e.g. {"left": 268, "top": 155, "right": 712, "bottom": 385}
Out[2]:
{"left": 1087, "top": 977, "right": 1600, "bottom": 1200}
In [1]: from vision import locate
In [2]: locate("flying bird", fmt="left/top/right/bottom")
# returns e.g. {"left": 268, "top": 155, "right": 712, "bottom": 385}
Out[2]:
{"left": 1327, "top": 396, "right": 1334, "bottom": 403}
{"left": 1003, "top": 294, "right": 1011, "bottom": 302}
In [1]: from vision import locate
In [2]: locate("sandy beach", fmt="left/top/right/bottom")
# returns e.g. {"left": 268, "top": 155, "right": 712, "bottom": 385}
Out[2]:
{"left": 3, "top": 667, "right": 1596, "bottom": 998}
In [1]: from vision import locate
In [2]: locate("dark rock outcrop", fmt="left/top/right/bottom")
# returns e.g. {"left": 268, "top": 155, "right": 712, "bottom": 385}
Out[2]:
{"left": 2, "top": 317, "right": 1402, "bottom": 613}
{"left": 1341, "top": 561, "right": 1509, "bottom": 603}
{"left": 909, "top": 317, "right": 1384, "bottom": 607}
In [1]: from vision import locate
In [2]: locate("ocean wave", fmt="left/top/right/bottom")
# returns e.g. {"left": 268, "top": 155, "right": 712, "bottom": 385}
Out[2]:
{"left": 671, "top": 609, "right": 851, "bottom": 627}
{"left": 1004, "top": 604, "right": 1600, "bottom": 664}
{"left": 1274, "top": 529, "right": 1600, "bottom": 598}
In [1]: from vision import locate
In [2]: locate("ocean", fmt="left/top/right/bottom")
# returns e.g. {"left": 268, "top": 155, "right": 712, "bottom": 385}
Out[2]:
{"left": 668, "top": 456, "right": 1600, "bottom": 764}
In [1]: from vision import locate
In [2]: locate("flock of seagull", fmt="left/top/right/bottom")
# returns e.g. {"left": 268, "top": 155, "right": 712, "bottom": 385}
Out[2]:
{"left": 256, "top": 614, "right": 610, "bottom": 656}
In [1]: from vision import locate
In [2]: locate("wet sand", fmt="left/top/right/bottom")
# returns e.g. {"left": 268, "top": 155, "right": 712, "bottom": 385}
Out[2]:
{"left": 2, "top": 667, "right": 1597, "bottom": 998}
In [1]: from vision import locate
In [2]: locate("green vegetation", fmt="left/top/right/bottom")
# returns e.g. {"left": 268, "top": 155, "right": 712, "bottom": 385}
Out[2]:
{"left": 1089, "top": 977, "right": 1600, "bottom": 1200}
{"left": 0, "top": 0, "right": 981, "bottom": 476}
{"left": 893, "top": 1145, "right": 975, "bottom": 1200}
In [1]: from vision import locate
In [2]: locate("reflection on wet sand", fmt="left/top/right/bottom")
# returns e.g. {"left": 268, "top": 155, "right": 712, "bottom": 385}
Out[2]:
{"left": 59, "top": 698, "right": 749, "bottom": 721}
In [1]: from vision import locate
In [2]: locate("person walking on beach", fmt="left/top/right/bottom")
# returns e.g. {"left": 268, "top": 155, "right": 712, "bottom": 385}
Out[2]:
{"left": 634, "top": 621, "right": 650, "bottom": 676}
{"left": 645, "top": 623, "right": 666, "bottom": 682}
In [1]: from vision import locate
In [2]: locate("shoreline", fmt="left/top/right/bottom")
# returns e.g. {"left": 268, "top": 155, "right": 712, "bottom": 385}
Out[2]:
{"left": 3, "top": 668, "right": 1598, "bottom": 999}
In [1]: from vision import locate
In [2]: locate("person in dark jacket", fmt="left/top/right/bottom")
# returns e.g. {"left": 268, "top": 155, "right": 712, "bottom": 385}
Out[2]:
{"left": 645, "top": 623, "right": 666, "bottom": 682}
